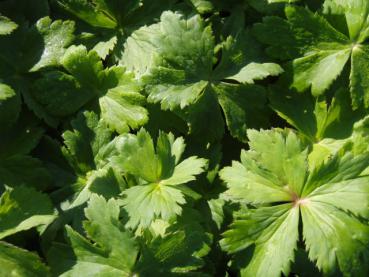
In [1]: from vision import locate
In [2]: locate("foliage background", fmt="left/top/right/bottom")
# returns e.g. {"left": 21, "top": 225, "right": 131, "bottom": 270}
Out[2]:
{"left": 0, "top": 0, "right": 369, "bottom": 276}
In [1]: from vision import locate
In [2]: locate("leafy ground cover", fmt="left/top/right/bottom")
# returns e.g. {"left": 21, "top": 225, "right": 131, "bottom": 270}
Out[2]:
{"left": 0, "top": 0, "right": 369, "bottom": 276}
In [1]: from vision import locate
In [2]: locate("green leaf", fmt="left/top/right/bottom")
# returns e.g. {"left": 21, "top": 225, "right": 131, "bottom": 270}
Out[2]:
{"left": 32, "top": 46, "right": 148, "bottom": 132}
{"left": 221, "top": 204, "right": 299, "bottom": 277}
{"left": 0, "top": 242, "right": 50, "bottom": 277}
{"left": 0, "top": 23, "right": 44, "bottom": 73}
{"left": 0, "top": 83, "right": 21, "bottom": 129}
{"left": 141, "top": 12, "right": 280, "bottom": 141}
{"left": 0, "top": 155, "right": 51, "bottom": 190}
{"left": 121, "top": 23, "right": 161, "bottom": 77}
{"left": 48, "top": 195, "right": 138, "bottom": 276}
{"left": 270, "top": 82, "right": 364, "bottom": 142}
{"left": 99, "top": 67, "right": 148, "bottom": 134}
{"left": 57, "top": 0, "right": 118, "bottom": 29}
{"left": 247, "top": 129, "right": 308, "bottom": 195}
{"left": 31, "top": 17, "right": 75, "bottom": 71}
{"left": 254, "top": 4, "right": 369, "bottom": 108}
{"left": 220, "top": 155, "right": 292, "bottom": 205}
{"left": 301, "top": 201, "right": 369, "bottom": 275}
{"left": 31, "top": 71, "right": 95, "bottom": 117}
{"left": 323, "top": 0, "right": 369, "bottom": 43}
{"left": 143, "top": 12, "right": 214, "bottom": 110}
{"left": 62, "top": 111, "right": 112, "bottom": 175}
{"left": 0, "top": 15, "right": 18, "bottom": 35}
{"left": 60, "top": 111, "right": 125, "bottom": 209}
{"left": 214, "top": 83, "right": 268, "bottom": 142}
{"left": 221, "top": 129, "right": 369, "bottom": 276}
{"left": 350, "top": 45, "right": 369, "bottom": 108}
{"left": 0, "top": 186, "right": 56, "bottom": 239}
{"left": 122, "top": 183, "right": 187, "bottom": 228}
{"left": 61, "top": 45, "right": 104, "bottom": 91}
{"left": 110, "top": 129, "right": 207, "bottom": 228}
{"left": 138, "top": 213, "right": 211, "bottom": 274}
{"left": 292, "top": 48, "right": 351, "bottom": 96}
{"left": 0, "top": 113, "right": 44, "bottom": 158}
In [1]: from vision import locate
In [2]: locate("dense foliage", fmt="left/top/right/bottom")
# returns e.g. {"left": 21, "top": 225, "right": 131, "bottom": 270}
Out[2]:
{"left": 0, "top": 0, "right": 369, "bottom": 276}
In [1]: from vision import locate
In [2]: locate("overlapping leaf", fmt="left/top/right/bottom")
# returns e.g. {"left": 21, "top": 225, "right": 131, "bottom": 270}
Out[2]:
{"left": 254, "top": 3, "right": 369, "bottom": 108}
{"left": 58, "top": 111, "right": 123, "bottom": 209}
{"left": 220, "top": 128, "right": 369, "bottom": 276}
{"left": 107, "top": 128, "right": 207, "bottom": 228}
{"left": 31, "top": 46, "right": 148, "bottom": 131}
{"left": 125, "top": 11, "right": 282, "bottom": 142}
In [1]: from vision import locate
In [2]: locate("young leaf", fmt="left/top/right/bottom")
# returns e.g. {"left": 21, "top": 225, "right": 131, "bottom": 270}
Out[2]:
{"left": 109, "top": 128, "right": 207, "bottom": 228}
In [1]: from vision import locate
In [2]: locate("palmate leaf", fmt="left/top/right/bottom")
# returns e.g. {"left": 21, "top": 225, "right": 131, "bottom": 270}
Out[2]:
{"left": 49, "top": 195, "right": 211, "bottom": 276}
{"left": 137, "top": 209, "right": 212, "bottom": 275}
{"left": 127, "top": 11, "right": 281, "bottom": 142}
{"left": 48, "top": 194, "right": 139, "bottom": 277}
{"left": 59, "top": 111, "right": 124, "bottom": 209}
{"left": 254, "top": 3, "right": 369, "bottom": 108}
{"left": 269, "top": 79, "right": 365, "bottom": 142}
{"left": 31, "top": 46, "right": 148, "bottom": 132}
{"left": 220, "top": 128, "right": 369, "bottom": 276}
{"left": 0, "top": 16, "right": 74, "bottom": 73}
{"left": 57, "top": 0, "right": 172, "bottom": 59}
{"left": 108, "top": 128, "right": 207, "bottom": 228}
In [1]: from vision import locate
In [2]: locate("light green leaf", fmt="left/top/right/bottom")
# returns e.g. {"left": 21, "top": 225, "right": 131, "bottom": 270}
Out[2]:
{"left": 301, "top": 201, "right": 369, "bottom": 275}
{"left": 161, "top": 156, "right": 207, "bottom": 186}
{"left": 121, "top": 23, "right": 161, "bottom": 77}
{"left": 122, "top": 183, "right": 186, "bottom": 228}
{"left": 0, "top": 15, "right": 18, "bottom": 35}
{"left": 247, "top": 129, "right": 308, "bottom": 195}
{"left": 92, "top": 35, "right": 117, "bottom": 59}
{"left": 227, "top": 62, "right": 283, "bottom": 84}
{"left": 48, "top": 195, "right": 138, "bottom": 277}
{"left": 221, "top": 128, "right": 369, "bottom": 275}
{"left": 221, "top": 204, "right": 299, "bottom": 277}
{"left": 61, "top": 45, "right": 104, "bottom": 91}
{"left": 220, "top": 157, "right": 292, "bottom": 204}
{"left": 110, "top": 129, "right": 206, "bottom": 228}
{"left": 99, "top": 68, "right": 148, "bottom": 134}
{"left": 292, "top": 48, "right": 351, "bottom": 96}
{"left": 31, "top": 17, "right": 75, "bottom": 71}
